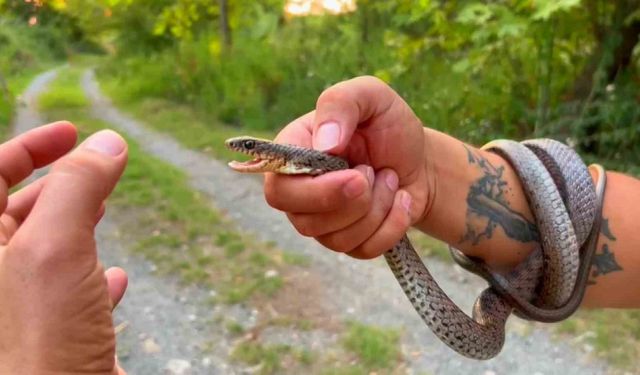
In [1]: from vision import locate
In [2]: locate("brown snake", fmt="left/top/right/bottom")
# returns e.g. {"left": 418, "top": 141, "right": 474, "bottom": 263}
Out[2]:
{"left": 225, "top": 136, "right": 606, "bottom": 359}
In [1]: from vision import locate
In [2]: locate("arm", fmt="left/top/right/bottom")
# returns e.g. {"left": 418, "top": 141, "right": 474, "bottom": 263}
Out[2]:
{"left": 416, "top": 127, "right": 640, "bottom": 308}
{"left": 264, "top": 76, "right": 640, "bottom": 309}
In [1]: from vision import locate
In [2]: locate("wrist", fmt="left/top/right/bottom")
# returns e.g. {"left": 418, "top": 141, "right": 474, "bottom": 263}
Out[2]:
{"left": 414, "top": 129, "right": 539, "bottom": 269}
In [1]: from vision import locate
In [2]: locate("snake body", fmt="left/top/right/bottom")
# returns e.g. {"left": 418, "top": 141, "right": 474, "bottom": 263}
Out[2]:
{"left": 225, "top": 136, "right": 605, "bottom": 359}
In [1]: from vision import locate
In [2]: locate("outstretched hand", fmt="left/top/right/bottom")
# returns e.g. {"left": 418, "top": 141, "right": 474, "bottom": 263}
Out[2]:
{"left": 0, "top": 122, "right": 128, "bottom": 375}
{"left": 264, "top": 76, "right": 434, "bottom": 259}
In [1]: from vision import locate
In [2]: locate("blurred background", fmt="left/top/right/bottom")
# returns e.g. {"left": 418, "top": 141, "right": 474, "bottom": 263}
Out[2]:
{"left": 1, "top": 1, "right": 639, "bottom": 374}
{"left": 1, "top": 0, "right": 639, "bottom": 170}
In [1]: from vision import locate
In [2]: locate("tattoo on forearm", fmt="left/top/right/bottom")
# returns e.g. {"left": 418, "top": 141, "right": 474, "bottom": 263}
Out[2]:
{"left": 589, "top": 217, "right": 622, "bottom": 284}
{"left": 600, "top": 218, "right": 617, "bottom": 241}
{"left": 461, "top": 145, "right": 539, "bottom": 245}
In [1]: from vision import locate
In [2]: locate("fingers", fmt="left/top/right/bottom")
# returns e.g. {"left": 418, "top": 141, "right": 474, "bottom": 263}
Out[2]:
{"left": 274, "top": 111, "right": 315, "bottom": 147}
{"left": 347, "top": 190, "right": 412, "bottom": 259}
{"left": 0, "top": 177, "right": 46, "bottom": 239}
{"left": 0, "top": 121, "right": 77, "bottom": 213}
{"left": 14, "top": 130, "right": 127, "bottom": 260}
{"left": 105, "top": 267, "right": 128, "bottom": 308}
{"left": 315, "top": 169, "right": 410, "bottom": 259}
{"left": 286, "top": 165, "right": 374, "bottom": 236}
{"left": 282, "top": 167, "right": 410, "bottom": 260}
{"left": 312, "top": 76, "right": 398, "bottom": 153}
{"left": 265, "top": 167, "right": 371, "bottom": 213}
{"left": 1, "top": 179, "right": 108, "bottom": 239}
{"left": 314, "top": 169, "right": 398, "bottom": 253}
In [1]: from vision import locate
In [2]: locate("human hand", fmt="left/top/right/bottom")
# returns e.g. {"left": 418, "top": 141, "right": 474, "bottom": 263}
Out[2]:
{"left": 264, "top": 76, "right": 434, "bottom": 259}
{"left": 0, "top": 122, "right": 129, "bottom": 375}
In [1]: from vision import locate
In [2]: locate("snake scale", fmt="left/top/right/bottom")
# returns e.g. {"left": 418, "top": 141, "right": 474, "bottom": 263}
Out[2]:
{"left": 225, "top": 136, "right": 605, "bottom": 360}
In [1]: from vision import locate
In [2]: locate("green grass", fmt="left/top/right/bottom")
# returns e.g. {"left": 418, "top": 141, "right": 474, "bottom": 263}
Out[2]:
{"left": 231, "top": 341, "right": 290, "bottom": 374}
{"left": 408, "top": 229, "right": 452, "bottom": 263}
{"left": 0, "top": 67, "right": 53, "bottom": 139}
{"left": 341, "top": 322, "right": 401, "bottom": 370}
{"left": 320, "top": 366, "right": 369, "bottom": 375}
{"left": 97, "top": 73, "right": 274, "bottom": 161}
{"left": 557, "top": 310, "right": 640, "bottom": 369}
{"left": 37, "top": 66, "right": 292, "bottom": 305}
{"left": 231, "top": 341, "right": 313, "bottom": 375}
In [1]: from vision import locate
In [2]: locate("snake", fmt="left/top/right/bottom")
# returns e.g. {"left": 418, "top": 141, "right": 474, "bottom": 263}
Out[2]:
{"left": 224, "top": 136, "right": 606, "bottom": 359}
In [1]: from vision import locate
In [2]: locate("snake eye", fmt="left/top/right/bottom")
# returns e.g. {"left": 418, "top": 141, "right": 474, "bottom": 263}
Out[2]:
{"left": 243, "top": 140, "right": 256, "bottom": 150}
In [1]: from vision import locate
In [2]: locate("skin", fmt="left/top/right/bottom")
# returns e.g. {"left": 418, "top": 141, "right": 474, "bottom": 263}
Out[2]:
{"left": 0, "top": 122, "right": 128, "bottom": 375}
{"left": 263, "top": 76, "right": 640, "bottom": 309}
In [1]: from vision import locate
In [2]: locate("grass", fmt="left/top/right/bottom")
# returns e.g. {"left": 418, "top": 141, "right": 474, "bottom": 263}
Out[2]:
{"left": 97, "top": 73, "right": 275, "bottom": 161}
{"left": 407, "top": 229, "right": 452, "bottom": 263}
{"left": 341, "top": 322, "right": 401, "bottom": 370}
{"left": 38, "top": 66, "right": 291, "bottom": 305}
{"left": 231, "top": 342, "right": 299, "bottom": 375}
{"left": 0, "top": 67, "right": 54, "bottom": 139}
{"left": 230, "top": 321, "right": 403, "bottom": 375}
{"left": 557, "top": 310, "right": 640, "bottom": 369}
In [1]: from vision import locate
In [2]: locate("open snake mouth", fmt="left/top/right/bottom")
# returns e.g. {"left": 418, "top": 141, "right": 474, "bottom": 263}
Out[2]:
{"left": 225, "top": 136, "right": 282, "bottom": 173}
{"left": 227, "top": 158, "right": 269, "bottom": 171}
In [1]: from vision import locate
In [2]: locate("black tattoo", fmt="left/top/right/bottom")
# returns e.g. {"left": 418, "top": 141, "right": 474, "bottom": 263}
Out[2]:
{"left": 461, "top": 146, "right": 539, "bottom": 245}
{"left": 600, "top": 218, "right": 617, "bottom": 241}
{"left": 589, "top": 217, "right": 623, "bottom": 284}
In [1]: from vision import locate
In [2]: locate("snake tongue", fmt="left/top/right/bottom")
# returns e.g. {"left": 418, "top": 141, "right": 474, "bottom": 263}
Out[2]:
{"left": 228, "top": 158, "right": 269, "bottom": 173}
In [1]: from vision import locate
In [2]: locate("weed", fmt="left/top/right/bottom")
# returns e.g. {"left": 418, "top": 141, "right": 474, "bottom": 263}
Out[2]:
{"left": 342, "top": 322, "right": 401, "bottom": 370}
{"left": 231, "top": 341, "right": 291, "bottom": 375}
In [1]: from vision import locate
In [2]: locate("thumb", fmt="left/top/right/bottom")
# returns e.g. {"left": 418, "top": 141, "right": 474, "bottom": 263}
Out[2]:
{"left": 18, "top": 130, "right": 127, "bottom": 254}
{"left": 312, "top": 76, "right": 397, "bottom": 154}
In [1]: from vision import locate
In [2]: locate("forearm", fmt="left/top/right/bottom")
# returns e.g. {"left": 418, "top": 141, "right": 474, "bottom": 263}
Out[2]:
{"left": 416, "top": 127, "right": 640, "bottom": 308}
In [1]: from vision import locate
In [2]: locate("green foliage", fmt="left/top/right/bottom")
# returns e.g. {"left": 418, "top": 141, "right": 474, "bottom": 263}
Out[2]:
{"left": 5, "top": 1, "right": 640, "bottom": 169}
{"left": 89, "top": 1, "right": 633, "bottom": 166}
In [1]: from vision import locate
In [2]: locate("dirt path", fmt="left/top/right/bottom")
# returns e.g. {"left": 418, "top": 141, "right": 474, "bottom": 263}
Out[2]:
{"left": 13, "top": 68, "right": 614, "bottom": 374}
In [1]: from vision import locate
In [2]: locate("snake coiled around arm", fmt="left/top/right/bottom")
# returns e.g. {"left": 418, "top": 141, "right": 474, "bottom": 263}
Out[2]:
{"left": 225, "top": 136, "right": 606, "bottom": 359}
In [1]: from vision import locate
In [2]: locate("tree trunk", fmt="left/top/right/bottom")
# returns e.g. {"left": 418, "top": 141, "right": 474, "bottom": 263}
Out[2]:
{"left": 572, "top": 0, "right": 640, "bottom": 154}
{"left": 572, "top": 1, "right": 640, "bottom": 100}
{"left": 219, "top": 0, "right": 232, "bottom": 49}
{"left": 0, "top": 69, "right": 12, "bottom": 106}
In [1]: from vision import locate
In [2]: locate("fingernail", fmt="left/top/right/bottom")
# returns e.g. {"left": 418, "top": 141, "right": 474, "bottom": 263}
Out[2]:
{"left": 385, "top": 171, "right": 398, "bottom": 191}
{"left": 314, "top": 122, "right": 340, "bottom": 151}
{"left": 344, "top": 176, "right": 366, "bottom": 199}
{"left": 353, "top": 165, "right": 374, "bottom": 188}
{"left": 401, "top": 191, "right": 412, "bottom": 213}
{"left": 366, "top": 167, "right": 374, "bottom": 187}
{"left": 81, "top": 130, "right": 126, "bottom": 156}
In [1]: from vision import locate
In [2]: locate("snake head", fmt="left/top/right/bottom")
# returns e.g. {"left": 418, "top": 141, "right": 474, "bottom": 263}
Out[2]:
{"left": 225, "top": 136, "right": 285, "bottom": 173}
{"left": 225, "top": 136, "right": 349, "bottom": 175}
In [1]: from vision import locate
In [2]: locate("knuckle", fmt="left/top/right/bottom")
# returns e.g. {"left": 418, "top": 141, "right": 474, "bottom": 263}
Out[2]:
{"left": 355, "top": 75, "right": 388, "bottom": 88}
{"left": 351, "top": 245, "right": 380, "bottom": 260}
{"left": 317, "top": 193, "right": 336, "bottom": 211}
{"left": 290, "top": 216, "right": 320, "bottom": 237}
{"left": 263, "top": 179, "right": 284, "bottom": 209}
{"left": 54, "top": 155, "right": 110, "bottom": 195}
{"left": 318, "top": 233, "right": 357, "bottom": 253}
{"left": 358, "top": 239, "right": 389, "bottom": 259}
{"left": 317, "top": 85, "right": 352, "bottom": 108}
{"left": 10, "top": 232, "right": 95, "bottom": 273}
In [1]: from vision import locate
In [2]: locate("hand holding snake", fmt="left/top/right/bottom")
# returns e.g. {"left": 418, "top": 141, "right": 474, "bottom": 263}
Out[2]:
{"left": 226, "top": 76, "right": 607, "bottom": 359}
